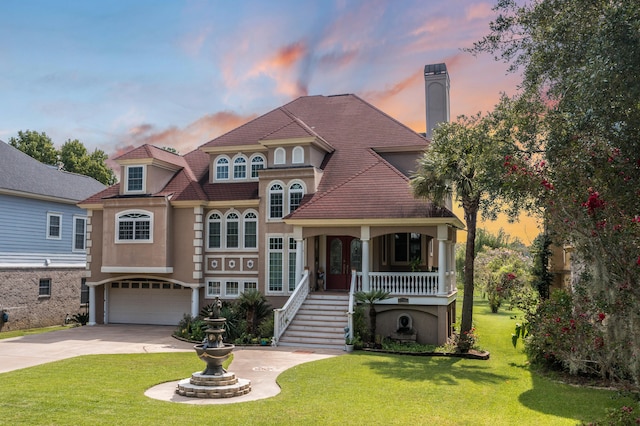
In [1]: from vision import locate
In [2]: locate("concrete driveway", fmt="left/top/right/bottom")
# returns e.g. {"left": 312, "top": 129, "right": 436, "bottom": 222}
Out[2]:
{"left": 0, "top": 324, "right": 342, "bottom": 404}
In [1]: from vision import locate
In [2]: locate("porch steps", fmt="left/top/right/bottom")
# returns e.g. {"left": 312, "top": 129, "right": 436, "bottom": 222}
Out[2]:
{"left": 277, "top": 293, "right": 350, "bottom": 350}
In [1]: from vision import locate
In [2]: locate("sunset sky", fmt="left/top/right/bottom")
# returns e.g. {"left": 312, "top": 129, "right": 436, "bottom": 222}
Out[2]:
{"left": 0, "top": 0, "right": 539, "bottom": 242}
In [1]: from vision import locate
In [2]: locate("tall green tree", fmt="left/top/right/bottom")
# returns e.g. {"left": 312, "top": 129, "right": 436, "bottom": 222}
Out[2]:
{"left": 411, "top": 113, "right": 510, "bottom": 351}
{"left": 471, "top": 0, "right": 640, "bottom": 382}
{"left": 60, "top": 139, "right": 116, "bottom": 185}
{"left": 9, "top": 131, "right": 116, "bottom": 186}
{"left": 8, "top": 130, "right": 58, "bottom": 165}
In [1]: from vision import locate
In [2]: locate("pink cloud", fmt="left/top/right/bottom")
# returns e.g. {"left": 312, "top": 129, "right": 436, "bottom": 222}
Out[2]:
{"left": 109, "top": 110, "right": 256, "bottom": 159}
{"left": 465, "top": 2, "right": 495, "bottom": 21}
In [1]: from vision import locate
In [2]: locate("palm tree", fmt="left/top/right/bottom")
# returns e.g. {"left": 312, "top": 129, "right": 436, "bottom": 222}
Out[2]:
{"left": 355, "top": 289, "right": 391, "bottom": 343}
{"left": 411, "top": 113, "right": 507, "bottom": 351}
{"left": 237, "top": 290, "right": 271, "bottom": 337}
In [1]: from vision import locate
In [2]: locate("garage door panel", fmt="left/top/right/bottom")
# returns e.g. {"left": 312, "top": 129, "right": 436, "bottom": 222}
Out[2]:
{"left": 109, "top": 285, "right": 191, "bottom": 326}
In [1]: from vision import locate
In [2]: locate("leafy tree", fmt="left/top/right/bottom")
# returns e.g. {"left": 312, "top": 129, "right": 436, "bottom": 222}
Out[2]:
{"left": 8, "top": 130, "right": 58, "bottom": 165}
{"left": 412, "top": 113, "right": 511, "bottom": 351}
{"left": 10, "top": 132, "right": 116, "bottom": 186}
{"left": 471, "top": 0, "right": 640, "bottom": 382}
{"left": 530, "top": 233, "right": 553, "bottom": 300}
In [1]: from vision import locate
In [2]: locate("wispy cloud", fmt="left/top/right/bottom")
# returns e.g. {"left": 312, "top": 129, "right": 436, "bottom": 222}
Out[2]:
{"left": 110, "top": 110, "right": 256, "bottom": 158}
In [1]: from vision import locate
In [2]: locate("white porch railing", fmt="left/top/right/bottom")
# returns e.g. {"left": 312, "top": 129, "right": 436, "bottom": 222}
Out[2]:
{"left": 355, "top": 272, "right": 456, "bottom": 295}
{"left": 346, "top": 270, "right": 356, "bottom": 344}
{"left": 273, "top": 269, "right": 310, "bottom": 345}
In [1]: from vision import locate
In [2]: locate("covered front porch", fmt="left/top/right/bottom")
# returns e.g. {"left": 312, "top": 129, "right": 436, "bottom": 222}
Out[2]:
{"left": 275, "top": 222, "right": 459, "bottom": 347}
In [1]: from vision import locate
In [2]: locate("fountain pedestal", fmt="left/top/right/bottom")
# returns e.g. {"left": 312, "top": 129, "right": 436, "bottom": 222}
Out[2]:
{"left": 176, "top": 298, "right": 251, "bottom": 399}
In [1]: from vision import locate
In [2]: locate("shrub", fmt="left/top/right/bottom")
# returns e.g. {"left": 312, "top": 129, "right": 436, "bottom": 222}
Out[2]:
{"left": 174, "top": 314, "right": 206, "bottom": 342}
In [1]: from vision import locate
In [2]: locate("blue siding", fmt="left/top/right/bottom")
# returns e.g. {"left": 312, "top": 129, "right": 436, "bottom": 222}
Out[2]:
{"left": 0, "top": 193, "right": 87, "bottom": 254}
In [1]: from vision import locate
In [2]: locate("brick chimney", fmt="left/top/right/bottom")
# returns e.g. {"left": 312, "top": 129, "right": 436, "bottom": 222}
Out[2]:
{"left": 424, "top": 63, "right": 450, "bottom": 140}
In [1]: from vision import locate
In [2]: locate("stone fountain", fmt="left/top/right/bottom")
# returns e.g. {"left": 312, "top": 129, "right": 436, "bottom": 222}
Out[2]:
{"left": 176, "top": 297, "right": 251, "bottom": 398}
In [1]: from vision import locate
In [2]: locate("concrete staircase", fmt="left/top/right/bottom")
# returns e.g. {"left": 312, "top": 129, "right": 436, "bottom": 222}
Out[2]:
{"left": 277, "top": 293, "right": 349, "bottom": 350}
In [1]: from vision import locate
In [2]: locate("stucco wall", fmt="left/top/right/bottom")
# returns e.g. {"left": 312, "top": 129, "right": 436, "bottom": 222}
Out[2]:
{"left": 0, "top": 268, "right": 85, "bottom": 332}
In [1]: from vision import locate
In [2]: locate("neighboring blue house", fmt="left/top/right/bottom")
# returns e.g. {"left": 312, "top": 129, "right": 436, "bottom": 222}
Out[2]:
{"left": 0, "top": 140, "right": 105, "bottom": 331}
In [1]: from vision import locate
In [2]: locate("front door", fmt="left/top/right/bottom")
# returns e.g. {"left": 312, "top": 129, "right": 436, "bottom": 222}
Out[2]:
{"left": 326, "top": 236, "right": 362, "bottom": 291}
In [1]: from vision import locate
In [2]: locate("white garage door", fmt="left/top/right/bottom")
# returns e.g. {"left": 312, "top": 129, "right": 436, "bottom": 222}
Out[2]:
{"left": 108, "top": 281, "right": 191, "bottom": 326}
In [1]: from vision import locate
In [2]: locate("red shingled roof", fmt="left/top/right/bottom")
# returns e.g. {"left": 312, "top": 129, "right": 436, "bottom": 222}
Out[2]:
{"left": 81, "top": 95, "right": 458, "bottom": 222}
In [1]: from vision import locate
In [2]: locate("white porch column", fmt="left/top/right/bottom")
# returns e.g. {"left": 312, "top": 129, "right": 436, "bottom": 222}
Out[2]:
{"left": 449, "top": 241, "right": 457, "bottom": 291}
{"left": 361, "top": 226, "right": 370, "bottom": 291}
{"left": 191, "top": 287, "right": 200, "bottom": 317}
{"left": 88, "top": 285, "right": 96, "bottom": 326}
{"left": 294, "top": 226, "right": 304, "bottom": 285}
{"left": 437, "top": 225, "right": 447, "bottom": 295}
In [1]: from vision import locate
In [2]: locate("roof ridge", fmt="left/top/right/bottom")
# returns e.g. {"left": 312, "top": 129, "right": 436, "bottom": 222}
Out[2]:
{"left": 351, "top": 94, "right": 429, "bottom": 142}
{"left": 368, "top": 148, "right": 411, "bottom": 183}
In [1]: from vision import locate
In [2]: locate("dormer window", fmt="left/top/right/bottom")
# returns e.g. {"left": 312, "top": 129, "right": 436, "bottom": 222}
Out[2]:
{"left": 233, "top": 157, "right": 247, "bottom": 179}
{"left": 216, "top": 157, "right": 230, "bottom": 180}
{"left": 250, "top": 155, "right": 265, "bottom": 178}
{"left": 274, "top": 147, "right": 286, "bottom": 165}
{"left": 292, "top": 146, "right": 304, "bottom": 164}
{"left": 125, "top": 165, "right": 145, "bottom": 193}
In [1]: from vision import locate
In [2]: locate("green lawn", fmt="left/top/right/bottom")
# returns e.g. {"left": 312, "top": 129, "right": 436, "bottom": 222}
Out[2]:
{"left": 0, "top": 300, "right": 629, "bottom": 425}
{"left": 0, "top": 325, "right": 71, "bottom": 340}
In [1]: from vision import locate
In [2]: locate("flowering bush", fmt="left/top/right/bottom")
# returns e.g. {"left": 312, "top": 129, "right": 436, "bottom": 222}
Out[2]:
{"left": 475, "top": 248, "right": 535, "bottom": 313}
{"left": 524, "top": 289, "right": 612, "bottom": 378}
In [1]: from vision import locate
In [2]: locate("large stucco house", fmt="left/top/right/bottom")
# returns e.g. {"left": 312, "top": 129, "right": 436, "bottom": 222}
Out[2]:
{"left": 0, "top": 140, "right": 105, "bottom": 331}
{"left": 80, "top": 64, "right": 462, "bottom": 348}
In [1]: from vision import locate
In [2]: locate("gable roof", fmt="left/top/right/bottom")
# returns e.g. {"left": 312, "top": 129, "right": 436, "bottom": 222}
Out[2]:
{"left": 0, "top": 140, "right": 106, "bottom": 203}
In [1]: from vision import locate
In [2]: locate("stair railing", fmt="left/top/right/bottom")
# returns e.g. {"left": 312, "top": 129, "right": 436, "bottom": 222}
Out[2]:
{"left": 273, "top": 268, "right": 310, "bottom": 345}
{"left": 346, "top": 269, "right": 356, "bottom": 345}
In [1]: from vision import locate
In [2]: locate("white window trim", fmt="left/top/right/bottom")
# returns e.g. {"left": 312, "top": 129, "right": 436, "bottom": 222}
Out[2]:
{"left": 250, "top": 154, "right": 266, "bottom": 179}
{"left": 115, "top": 210, "right": 154, "bottom": 243}
{"left": 268, "top": 181, "right": 285, "bottom": 221}
{"left": 243, "top": 210, "right": 258, "bottom": 249}
{"left": 265, "top": 233, "right": 298, "bottom": 295}
{"left": 232, "top": 154, "right": 248, "bottom": 180}
{"left": 124, "top": 165, "right": 146, "bottom": 194}
{"left": 225, "top": 211, "right": 240, "bottom": 249}
{"left": 214, "top": 156, "right": 231, "bottom": 182}
{"left": 288, "top": 180, "right": 306, "bottom": 214}
{"left": 205, "top": 278, "right": 259, "bottom": 299}
{"left": 46, "top": 212, "right": 62, "bottom": 240}
{"left": 72, "top": 215, "right": 87, "bottom": 252}
{"left": 274, "top": 147, "right": 286, "bottom": 165}
{"left": 206, "top": 211, "right": 222, "bottom": 250}
{"left": 292, "top": 146, "right": 304, "bottom": 164}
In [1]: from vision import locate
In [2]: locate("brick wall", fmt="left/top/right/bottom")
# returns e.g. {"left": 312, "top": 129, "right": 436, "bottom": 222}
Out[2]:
{"left": 0, "top": 268, "right": 85, "bottom": 332}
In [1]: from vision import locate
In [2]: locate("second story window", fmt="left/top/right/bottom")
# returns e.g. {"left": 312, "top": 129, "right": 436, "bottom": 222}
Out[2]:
{"left": 269, "top": 183, "right": 284, "bottom": 219}
{"left": 207, "top": 213, "right": 221, "bottom": 248}
{"left": 244, "top": 212, "right": 257, "bottom": 248}
{"left": 216, "top": 157, "right": 229, "bottom": 180}
{"left": 233, "top": 157, "right": 247, "bottom": 179}
{"left": 226, "top": 212, "right": 239, "bottom": 248}
{"left": 73, "top": 216, "right": 87, "bottom": 251}
{"left": 289, "top": 182, "right": 304, "bottom": 213}
{"left": 126, "top": 166, "right": 144, "bottom": 192}
{"left": 117, "top": 211, "right": 152, "bottom": 242}
{"left": 250, "top": 155, "right": 265, "bottom": 178}
{"left": 46, "top": 212, "right": 62, "bottom": 239}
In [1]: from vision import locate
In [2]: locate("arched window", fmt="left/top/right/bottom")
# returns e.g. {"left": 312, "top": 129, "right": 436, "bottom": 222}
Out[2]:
{"left": 233, "top": 156, "right": 247, "bottom": 179}
{"left": 274, "top": 147, "right": 286, "bottom": 165}
{"left": 269, "top": 183, "right": 284, "bottom": 219}
{"left": 250, "top": 155, "right": 265, "bottom": 178}
{"left": 244, "top": 211, "right": 258, "bottom": 249}
{"left": 215, "top": 157, "right": 229, "bottom": 180}
{"left": 226, "top": 212, "right": 239, "bottom": 248}
{"left": 116, "top": 211, "right": 152, "bottom": 242}
{"left": 207, "top": 212, "right": 222, "bottom": 248}
{"left": 289, "top": 182, "right": 304, "bottom": 213}
{"left": 292, "top": 146, "right": 304, "bottom": 164}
